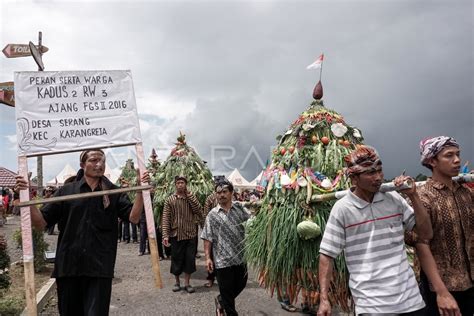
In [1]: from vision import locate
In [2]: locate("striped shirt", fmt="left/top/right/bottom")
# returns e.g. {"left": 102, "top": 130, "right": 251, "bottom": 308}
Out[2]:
{"left": 201, "top": 202, "right": 251, "bottom": 269}
{"left": 203, "top": 193, "right": 218, "bottom": 218}
{"left": 162, "top": 192, "right": 202, "bottom": 241}
{"left": 319, "top": 190, "right": 425, "bottom": 315}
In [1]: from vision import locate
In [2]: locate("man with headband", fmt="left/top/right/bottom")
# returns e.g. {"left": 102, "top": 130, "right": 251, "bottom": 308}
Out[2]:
{"left": 317, "top": 146, "right": 432, "bottom": 316}
{"left": 15, "top": 149, "right": 149, "bottom": 315}
{"left": 162, "top": 175, "right": 202, "bottom": 294}
{"left": 201, "top": 179, "right": 251, "bottom": 316}
{"left": 415, "top": 136, "right": 473, "bottom": 316}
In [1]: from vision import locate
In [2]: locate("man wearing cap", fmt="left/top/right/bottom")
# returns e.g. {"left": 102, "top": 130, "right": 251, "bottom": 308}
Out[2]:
{"left": 162, "top": 175, "right": 202, "bottom": 293}
{"left": 415, "top": 136, "right": 473, "bottom": 316}
{"left": 201, "top": 179, "right": 251, "bottom": 316}
{"left": 317, "top": 146, "right": 433, "bottom": 316}
{"left": 15, "top": 149, "right": 149, "bottom": 315}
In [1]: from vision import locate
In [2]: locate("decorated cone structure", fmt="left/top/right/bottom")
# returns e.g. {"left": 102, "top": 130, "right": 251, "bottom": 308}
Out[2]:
{"left": 152, "top": 132, "right": 214, "bottom": 221}
{"left": 245, "top": 80, "right": 364, "bottom": 311}
{"left": 117, "top": 159, "right": 138, "bottom": 202}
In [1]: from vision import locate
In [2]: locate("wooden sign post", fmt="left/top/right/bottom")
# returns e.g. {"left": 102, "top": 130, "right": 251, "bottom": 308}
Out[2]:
{"left": 15, "top": 69, "right": 162, "bottom": 315}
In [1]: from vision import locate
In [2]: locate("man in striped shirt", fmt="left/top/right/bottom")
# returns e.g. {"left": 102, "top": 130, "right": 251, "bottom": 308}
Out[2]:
{"left": 162, "top": 176, "right": 202, "bottom": 293}
{"left": 318, "top": 146, "right": 433, "bottom": 316}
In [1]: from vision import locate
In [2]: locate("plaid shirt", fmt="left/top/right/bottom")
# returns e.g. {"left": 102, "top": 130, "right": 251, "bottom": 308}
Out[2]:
{"left": 418, "top": 178, "right": 474, "bottom": 291}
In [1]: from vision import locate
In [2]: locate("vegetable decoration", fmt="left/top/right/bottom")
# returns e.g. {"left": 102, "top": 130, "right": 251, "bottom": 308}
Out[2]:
{"left": 297, "top": 218, "right": 321, "bottom": 240}
{"left": 117, "top": 158, "right": 138, "bottom": 201}
{"left": 151, "top": 132, "right": 214, "bottom": 223}
{"left": 245, "top": 81, "right": 364, "bottom": 312}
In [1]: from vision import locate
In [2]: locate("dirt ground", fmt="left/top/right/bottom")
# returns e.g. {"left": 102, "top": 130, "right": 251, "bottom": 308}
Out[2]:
{"left": 2, "top": 215, "right": 350, "bottom": 315}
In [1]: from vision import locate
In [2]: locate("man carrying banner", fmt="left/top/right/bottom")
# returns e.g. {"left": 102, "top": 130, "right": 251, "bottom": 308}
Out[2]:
{"left": 415, "top": 136, "right": 473, "bottom": 316}
{"left": 317, "top": 146, "right": 432, "bottom": 316}
{"left": 15, "top": 149, "right": 149, "bottom": 315}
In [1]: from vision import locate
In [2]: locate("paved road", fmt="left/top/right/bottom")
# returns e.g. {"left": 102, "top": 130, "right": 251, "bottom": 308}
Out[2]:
{"left": 3, "top": 215, "right": 350, "bottom": 315}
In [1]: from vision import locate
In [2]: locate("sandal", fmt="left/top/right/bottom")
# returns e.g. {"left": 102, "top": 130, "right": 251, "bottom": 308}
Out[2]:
{"left": 184, "top": 285, "right": 195, "bottom": 293}
{"left": 172, "top": 283, "right": 181, "bottom": 292}
{"left": 204, "top": 280, "right": 214, "bottom": 288}
{"left": 280, "top": 300, "right": 297, "bottom": 312}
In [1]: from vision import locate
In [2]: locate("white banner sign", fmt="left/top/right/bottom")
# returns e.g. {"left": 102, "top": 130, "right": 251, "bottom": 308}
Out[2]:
{"left": 14, "top": 70, "right": 142, "bottom": 156}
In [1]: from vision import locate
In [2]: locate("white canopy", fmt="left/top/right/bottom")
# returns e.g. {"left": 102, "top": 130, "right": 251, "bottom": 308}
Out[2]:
{"left": 105, "top": 164, "right": 121, "bottom": 184}
{"left": 250, "top": 171, "right": 264, "bottom": 187}
{"left": 46, "top": 164, "right": 77, "bottom": 186}
{"left": 227, "top": 168, "right": 255, "bottom": 190}
{"left": 47, "top": 163, "right": 121, "bottom": 186}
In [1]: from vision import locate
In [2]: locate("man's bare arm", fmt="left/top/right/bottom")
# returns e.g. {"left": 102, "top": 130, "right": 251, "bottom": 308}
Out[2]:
{"left": 129, "top": 171, "right": 149, "bottom": 224}
{"left": 317, "top": 254, "right": 333, "bottom": 316}
{"left": 15, "top": 175, "right": 47, "bottom": 230}
{"left": 204, "top": 239, "right": 213, "bottom": 272}
{"left": 416, "top": 243, "right": 460, "bottom": 316}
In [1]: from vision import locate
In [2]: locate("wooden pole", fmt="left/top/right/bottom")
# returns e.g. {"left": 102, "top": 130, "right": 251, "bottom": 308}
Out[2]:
{"left": 37, "top": 32, "right": 43, "bottom": 196}
{"left": 18, "top": 156, "right": 37, "bottom": 316}
{"left": 17, "top": 185, "right": 153, "bottom": 207}
{"left": 135, "top": 143, "right": 163, "bottom": 288}
{"left": 242, "top": 174, "right": 474, "bottom": 207}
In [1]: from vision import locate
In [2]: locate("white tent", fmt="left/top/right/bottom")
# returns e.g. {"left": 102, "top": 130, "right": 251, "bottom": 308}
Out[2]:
{"left": 250, "top": 171, "right": 264, "bottom": 187}
{"left": 47, "top": 163, "right": 121, "bottom": 186}
{"left": 46, "top": 164, "right": 77, "bottom": 186}
{"left": 227, "top": 168, "right": 255, "bottom": 190}
{"left": 105, "top": 164, "right": 121, "bottom": 184}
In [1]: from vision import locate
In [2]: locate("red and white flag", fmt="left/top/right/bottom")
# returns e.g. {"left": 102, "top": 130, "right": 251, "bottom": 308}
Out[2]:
{"left": 306, "top": 54, "right": 324, "bottom": 70}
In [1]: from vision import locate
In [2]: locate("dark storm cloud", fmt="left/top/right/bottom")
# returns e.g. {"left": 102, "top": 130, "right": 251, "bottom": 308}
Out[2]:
{"left": 141, "top": 1, "right": 472, "bottom": 179}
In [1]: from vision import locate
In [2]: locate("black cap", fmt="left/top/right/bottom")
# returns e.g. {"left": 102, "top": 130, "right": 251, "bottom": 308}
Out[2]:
{"left": 175, "top": 175, "right": 187, "bottom": 183}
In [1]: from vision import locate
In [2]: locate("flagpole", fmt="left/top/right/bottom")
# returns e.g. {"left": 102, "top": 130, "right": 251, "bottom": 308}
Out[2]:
{"left": 319, "top": 53, "right": 324, "bottom": 82}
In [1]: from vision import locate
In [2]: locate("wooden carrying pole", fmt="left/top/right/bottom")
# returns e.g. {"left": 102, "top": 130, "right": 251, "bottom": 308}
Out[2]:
{"left": 135, "top": 143, "right": 163, "bottom": 288}
{"left": 17, "top": 185, "right": 153, "bottom": 207}
{"left": 243, "top": 174, "right": 474, "bottom": 208}
{"left": 18, "top": 156, "right": 37, "bottom": 316}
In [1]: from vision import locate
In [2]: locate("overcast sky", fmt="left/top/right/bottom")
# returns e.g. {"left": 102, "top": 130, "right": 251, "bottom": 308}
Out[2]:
{"left": 0, "top": 0, "right": 472, "bottom": 184}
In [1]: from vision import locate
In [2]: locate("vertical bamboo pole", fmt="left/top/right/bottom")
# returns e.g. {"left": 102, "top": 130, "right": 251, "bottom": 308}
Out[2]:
{"left": 135, "top": 143, "right": 163, "bottom": 288}
{"left": 36, "top": 31, "right": 44, "bottom": 196}
{"left": 18, "top": 156, "right": 37, "bottom": 315}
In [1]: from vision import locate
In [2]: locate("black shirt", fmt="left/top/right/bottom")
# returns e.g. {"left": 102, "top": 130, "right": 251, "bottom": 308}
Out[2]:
{"left": 42, "top": 176, "right": 132, "bottom": 278}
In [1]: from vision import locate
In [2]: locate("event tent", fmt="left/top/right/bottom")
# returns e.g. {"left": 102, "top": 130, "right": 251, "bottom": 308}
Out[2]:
{"left": 250, "top": 171, "right": 264, "bottom": 187}
{"left": 46, "top": 163, "right": 121, "bottom": 186}
{"left": 227, "top": 168, "right": 255, "bottom": 190}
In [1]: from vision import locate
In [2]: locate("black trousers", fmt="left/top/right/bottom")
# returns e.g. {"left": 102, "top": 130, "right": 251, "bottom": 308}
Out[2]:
{"left": 56, "top": 276, "right": 112, "bottom": 316}
{"left": 118, "top": 221, "right": 123, "bottom": 241}
{"left": 139, "top": 219, "right": 150, "bottom": 254}
{"left": 421, "top": 272, "right": 474, "bottom": 316}
{"left": 215, "top": 264, "right": 248, "bottom": 316}
{"left": 123, "top": 220, "right": 138, "bottom": 241}
{"left": 170, "top": 237, "right": 196, "bottom": 275}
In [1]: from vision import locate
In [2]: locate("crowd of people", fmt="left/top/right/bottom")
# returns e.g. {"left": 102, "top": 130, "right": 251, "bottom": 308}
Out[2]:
{"left": 10, "top": 134, "right": 473, "bottom": 316}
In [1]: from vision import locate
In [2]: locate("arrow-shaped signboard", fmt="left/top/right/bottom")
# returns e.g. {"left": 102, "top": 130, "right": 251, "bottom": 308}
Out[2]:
{"left": 2, "top": 44, "right": 49, "bottom": 58}
{"left": 0, "top": 81, "right": 14, "bottom": 107}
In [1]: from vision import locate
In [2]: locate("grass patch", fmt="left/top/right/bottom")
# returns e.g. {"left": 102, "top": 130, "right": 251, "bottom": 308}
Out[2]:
{"left": 0, "top": 263, "right": 54, "bottom": 315}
